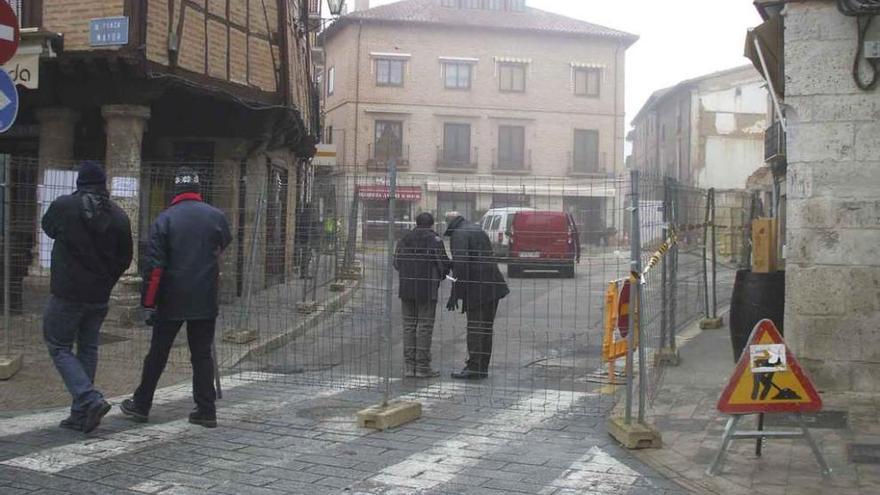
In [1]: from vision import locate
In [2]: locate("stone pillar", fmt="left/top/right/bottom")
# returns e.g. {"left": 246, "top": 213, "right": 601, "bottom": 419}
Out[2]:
{"left": 102, "top": 105, "right": 151, "bottom": 326}
{"left": 30, "top": 108, "right": 79, "bottom": 277}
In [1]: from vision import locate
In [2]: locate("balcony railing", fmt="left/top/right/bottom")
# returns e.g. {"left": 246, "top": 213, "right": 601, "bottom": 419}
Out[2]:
{"left": 436, "top": 146, "right": 479, "bottom": 173}
{"left": 492, "top": 148, "right": 532, "bottom": 174}
{"left": 366, "top": 143, "right": 410, "bottom": 171}
{"left": 307, "top": 0, "right": 322, "bottom": 31}
{"left": 567, "top": 151, "right": 607, "bottom": 177}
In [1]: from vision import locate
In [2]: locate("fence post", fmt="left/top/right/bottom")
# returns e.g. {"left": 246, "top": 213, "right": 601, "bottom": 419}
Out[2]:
{"left": 607, "top": 170, "right": 660, "bottom": 449}
{"left": 701, "top": 188, "right": 723, "bottom": 329}
{"left": 657, "top": 178, "right": 678, "bottom": 366}
{"left": 624, "top": 170, "right": 639, "bottom": 426}
{"left": 669, "top": 182, "right": 678, "bottom": 353}
{"left": 382, "top": 158, "right": 398, "bottom": 407}
{"left": 0, "top": 155, "right": 22, "bottom": 380}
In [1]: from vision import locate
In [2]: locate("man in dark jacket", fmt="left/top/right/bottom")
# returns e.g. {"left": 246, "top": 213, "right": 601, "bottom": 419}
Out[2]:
{"left": 121, "top": 167, "right": 232, "bottom": 428}
{"left": 444, "top": 213, "right": 509, "bottom": 379}
{"left": 41, "top": 161, "right": 133, "bottom": 433}
{"left": 394, "top": 213, "right": 450, "bottom": 378}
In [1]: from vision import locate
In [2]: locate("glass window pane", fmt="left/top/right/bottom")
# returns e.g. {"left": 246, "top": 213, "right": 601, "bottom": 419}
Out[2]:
{"left": 391, "top": 61, "right": 403, "bottom": 84}
{"left": 459, "top": 64, "right": 471, "bottom": 88}
{"left": 587, "top": 70, "right": 601, "bottom": 96}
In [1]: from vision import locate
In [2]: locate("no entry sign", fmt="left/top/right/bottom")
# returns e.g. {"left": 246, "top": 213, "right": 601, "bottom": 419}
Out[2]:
{"left": 0, "top": 1, "right": 20, "bottom": 65}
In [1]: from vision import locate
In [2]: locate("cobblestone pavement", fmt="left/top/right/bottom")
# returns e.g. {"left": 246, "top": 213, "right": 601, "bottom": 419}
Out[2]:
{"left": 0, "top": 372, "right": 686, "bottom": 494}
{"left": 636, "top": 316, "right": 880, "bottom": 495}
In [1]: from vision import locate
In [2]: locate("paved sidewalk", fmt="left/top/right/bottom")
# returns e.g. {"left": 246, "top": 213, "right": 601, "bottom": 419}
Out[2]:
{"left": 0, "top": 372, "right": 685, "bottom": 495}
{"left": 0, "top": 255, "right": 348, "bottom": 413}
{"left": 637, "top": 315, "right": 880, "bottom": 494}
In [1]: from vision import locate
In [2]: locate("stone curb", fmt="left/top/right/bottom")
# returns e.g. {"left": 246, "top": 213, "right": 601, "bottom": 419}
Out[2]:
{"left": 218, "top": 279, "right": 362, "bottom": 368}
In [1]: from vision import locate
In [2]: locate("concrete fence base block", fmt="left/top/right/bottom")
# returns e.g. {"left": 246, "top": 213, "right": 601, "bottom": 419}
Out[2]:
{"left": 330, "top": 282, "right": 346, "bottom": 292}
{"left": 0, "top": 354, "right": 23, "bottom": 380}
{"left": 655, "top": 348, "right": 680, "bottom": 366}
{"left": 607, "top": 416, "right": 663, "bottom": 450}
{"left": 357, "top": 401, "right": 422, "bottom": 431}
{"left": 222, "top": 330, "right": 258, "bottom": 345}
{"left": 700, "top": 317, "right": 724, "bottom": 330}
{"left": 296, "top": 301, "right": 319, "bottom": 314}
{"left": 341, "top": 270, "right": 363, "bottom": 281}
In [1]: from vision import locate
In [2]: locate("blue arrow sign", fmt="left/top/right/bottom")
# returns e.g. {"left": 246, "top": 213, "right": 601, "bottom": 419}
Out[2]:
{"left": 0, "top": 69, "right": 18, "bottom": 133}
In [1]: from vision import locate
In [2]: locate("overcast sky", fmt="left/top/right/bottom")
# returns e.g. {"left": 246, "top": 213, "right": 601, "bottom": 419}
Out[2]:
{"left": 350, "top": 0, "right": 762, "bottom": 130}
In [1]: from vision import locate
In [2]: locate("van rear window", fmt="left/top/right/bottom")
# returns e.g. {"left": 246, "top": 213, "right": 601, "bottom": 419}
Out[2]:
{"left": 515, "top": 213, "right": 567, "bottom": 231}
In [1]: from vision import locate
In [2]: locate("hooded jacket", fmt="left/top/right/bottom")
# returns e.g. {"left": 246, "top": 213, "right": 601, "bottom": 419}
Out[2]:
{"left": 41, "top": 187, "right": 133, "bottom": 303}
{"left": 445, "top": 216, "right": 509, "bottom": 311}
{"left": 142, "top": 193, "right": 232, "bottom": 321}
{"left": 393, "top": 227, "right": 451, "bottom": 302}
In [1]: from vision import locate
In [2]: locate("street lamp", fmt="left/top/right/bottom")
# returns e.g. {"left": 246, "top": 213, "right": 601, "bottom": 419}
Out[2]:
{"left": 327, "top": 0, "right": 347, "bottom": 16}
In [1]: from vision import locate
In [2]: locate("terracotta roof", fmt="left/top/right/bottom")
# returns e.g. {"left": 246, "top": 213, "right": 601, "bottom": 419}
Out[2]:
{"left": 329, "top": 0, "right": 638, "bottom": 44}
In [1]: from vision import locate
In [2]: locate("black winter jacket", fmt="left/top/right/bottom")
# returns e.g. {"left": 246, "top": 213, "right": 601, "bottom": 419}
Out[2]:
{"left": 393, "top": 227, "right": 450, "bottom": 302}
{"left": 142, "top": 193, "right": 232, "bottom": 321}
{"left": 445, "top": 217, "right": 509, "bottom": 311}
{"left": 41, "top": 187, "right": 133, "bottom": 304}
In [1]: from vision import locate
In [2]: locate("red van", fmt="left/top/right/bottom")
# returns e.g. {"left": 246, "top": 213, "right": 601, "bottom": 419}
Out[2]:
{"left": 507, "top": 211, "right": 580, "bottom": 278}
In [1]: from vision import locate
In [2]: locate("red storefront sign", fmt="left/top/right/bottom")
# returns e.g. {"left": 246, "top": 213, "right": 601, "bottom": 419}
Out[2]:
{"left": 358, "top": 185, "right": 422, "bottom": 201}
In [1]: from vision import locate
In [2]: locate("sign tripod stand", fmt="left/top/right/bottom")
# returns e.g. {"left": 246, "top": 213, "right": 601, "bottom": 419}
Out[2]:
{"left": 707, "top": 319, "right": 831, "bottom": 478}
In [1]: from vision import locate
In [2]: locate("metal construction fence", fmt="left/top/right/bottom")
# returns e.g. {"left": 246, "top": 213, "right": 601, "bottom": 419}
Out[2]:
{"left": 0, "top": 155, "right": 751, "bottom": 422}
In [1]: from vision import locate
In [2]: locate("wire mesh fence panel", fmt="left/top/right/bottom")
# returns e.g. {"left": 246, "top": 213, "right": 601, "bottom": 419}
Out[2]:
{"left": 0, "top": 154, "right": 751, "bottom": 418}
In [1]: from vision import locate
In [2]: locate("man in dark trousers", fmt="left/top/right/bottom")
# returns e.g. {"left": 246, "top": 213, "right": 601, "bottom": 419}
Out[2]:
{"left": 394, "top": 212, "right": 450, "bottom": 378}
{"left": 41, "top": 161, "right": 133, "bottom": 433}
{"left": 444, "top": 212, "right": 509, "bottom": 380}
{"left": 121, "top": 167, "right": 232, "bottom": 428}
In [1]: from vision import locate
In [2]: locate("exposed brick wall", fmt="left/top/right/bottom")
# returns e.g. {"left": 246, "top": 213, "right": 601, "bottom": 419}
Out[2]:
{"left": 42, "top": 0, "right": 125, "bottom": 52}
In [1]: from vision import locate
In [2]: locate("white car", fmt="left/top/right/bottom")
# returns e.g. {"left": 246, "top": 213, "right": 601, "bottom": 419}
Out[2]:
{"left": 480, "top": 207, "right": 535, "bottom": 257}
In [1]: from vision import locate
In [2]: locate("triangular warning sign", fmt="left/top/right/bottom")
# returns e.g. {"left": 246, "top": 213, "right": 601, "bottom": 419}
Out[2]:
{"left": 717, "top": 319, "right": 822, "bottom": 414}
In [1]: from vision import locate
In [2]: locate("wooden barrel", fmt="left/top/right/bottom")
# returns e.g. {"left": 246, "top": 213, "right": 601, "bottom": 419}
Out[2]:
{"left": 728, "top": 270, "right": 785, "bottom": 362}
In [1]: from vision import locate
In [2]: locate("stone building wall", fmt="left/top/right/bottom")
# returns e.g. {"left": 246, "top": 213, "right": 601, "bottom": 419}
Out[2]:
{"left": 784, "top": 0, "right": 880, "bottom": 392}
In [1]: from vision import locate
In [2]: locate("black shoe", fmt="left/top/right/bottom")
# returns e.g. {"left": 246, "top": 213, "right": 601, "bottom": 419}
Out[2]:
{"left": 189, "top": 409, "right": 217, "bottom": 428}
{"left": 59, "top": 413, "right": 85, "bottom": 432}
{"left": 450, "top": 369, "right": 488, "bottom": 380}
{"left": 120, "top": 399, "right": 149, "bottom": 423}
{"left": 83, "top": 400, "right": 111, "bottom": 434}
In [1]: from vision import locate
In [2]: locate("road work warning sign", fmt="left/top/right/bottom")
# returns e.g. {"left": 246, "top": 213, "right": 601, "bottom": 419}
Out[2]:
{"left": 717, "top": 319, "right": 822, "bottom": 414}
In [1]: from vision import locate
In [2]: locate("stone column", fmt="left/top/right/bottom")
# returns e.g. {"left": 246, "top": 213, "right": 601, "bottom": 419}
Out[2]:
{"left": 102, "top": 105, "right": 151, "bottom": 326}
{"left": 29, "top": 108, "right": 79, "bottom": 277}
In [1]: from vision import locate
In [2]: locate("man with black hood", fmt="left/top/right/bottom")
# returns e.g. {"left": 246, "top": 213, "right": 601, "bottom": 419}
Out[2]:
{"left": 121, "top": 167, "right": 232, "bottom": 428}
{"left": 444, "top": 212, "right": 509, "bottom": 379}
{"left": 393, "top": 212, "right": 450, "bottom": 378}
{"left": 41, "top": 161, "right": 133, "bottom": 433}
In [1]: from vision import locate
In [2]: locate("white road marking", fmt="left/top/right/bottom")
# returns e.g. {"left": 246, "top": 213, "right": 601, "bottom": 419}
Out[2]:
{"left": 371, "top": 390, "right": 592, "bottom": 490}
{"left": 0, "top": 372, "right": 284, "bottom": 438}
{"left": 543, "top": 446, "right": 640, "bottom": 492}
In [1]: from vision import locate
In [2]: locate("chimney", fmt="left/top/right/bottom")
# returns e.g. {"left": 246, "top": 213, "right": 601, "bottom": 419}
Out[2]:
{"left": 355, "top": 0, "right": 370, "bottom": 11}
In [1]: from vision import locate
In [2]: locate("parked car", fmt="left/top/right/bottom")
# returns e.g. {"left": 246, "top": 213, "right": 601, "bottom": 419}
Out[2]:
{"left": 507, "top": 211, "right": 580, "bottom": 278}
{"left": 480, "top": 207, "right": 535, "bottom": 257}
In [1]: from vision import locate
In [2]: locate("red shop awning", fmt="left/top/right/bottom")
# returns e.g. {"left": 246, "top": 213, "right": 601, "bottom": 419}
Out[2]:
{"left": 358, "top": 185, "right": 422, "bottom": 201}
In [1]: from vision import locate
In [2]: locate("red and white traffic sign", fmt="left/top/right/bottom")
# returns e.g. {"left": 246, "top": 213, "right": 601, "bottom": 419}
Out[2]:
{"left": 0, "top": 0, "right": 20, "bottom": 65}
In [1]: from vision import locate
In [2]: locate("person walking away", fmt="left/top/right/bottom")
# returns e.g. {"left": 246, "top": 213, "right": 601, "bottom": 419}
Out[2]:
{"left": 41, "top": 161, "right": 133, "bottom": 433}
{"left": 393, "top": 213, "right": 450, "bottom": 378}
{"left": 121, "top": 167, "right": 232, "bottom": 428}
{"left": 444, "top": 213, "right": 509, "bottom": 380}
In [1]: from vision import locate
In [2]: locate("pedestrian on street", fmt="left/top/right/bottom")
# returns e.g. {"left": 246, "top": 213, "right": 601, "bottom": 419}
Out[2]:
{"left": 121, "top": 167, "right": 232, "bottom": 428}
{"left": 41, "top": 161, "right": 133, "bottom": 433}
{"left": 393, "top": 212, "right": 451, "bottom": 378}
{"left": 444, "top": 212, "right": 509, "bottom": 380}
{"left": 295, "top": 203, "right": 317, "bottom": 278}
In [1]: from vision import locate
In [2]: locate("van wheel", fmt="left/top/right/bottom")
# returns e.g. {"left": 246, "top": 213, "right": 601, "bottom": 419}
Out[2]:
{"left": 561, "top": 263, "right": 575, "bottom": 279}
{"left": 508, "top": 265, "right": 522, "bottom": 278}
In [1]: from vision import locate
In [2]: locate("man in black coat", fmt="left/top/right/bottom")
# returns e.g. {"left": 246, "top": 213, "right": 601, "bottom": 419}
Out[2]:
{"left": 121, "top": 167, "right": 232, "bottom": 428}
{"left": 393, "top": 213, "right": 450, "bottom": 378}
{"left": 41, "top": 161, "right": 133, "bottom": 433}
{"left": 444, "top": 213, "right": 509, "bottom": 379}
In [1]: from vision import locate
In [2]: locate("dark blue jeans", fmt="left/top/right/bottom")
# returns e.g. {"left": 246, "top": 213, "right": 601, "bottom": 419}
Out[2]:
{"left": 43, "top": 295, "right": 109, "bottom": 414}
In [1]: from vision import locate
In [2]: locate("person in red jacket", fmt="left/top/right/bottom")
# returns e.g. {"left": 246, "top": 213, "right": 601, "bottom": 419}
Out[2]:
{"left": 121, "top": 167, "right": 231, "bottom": 428}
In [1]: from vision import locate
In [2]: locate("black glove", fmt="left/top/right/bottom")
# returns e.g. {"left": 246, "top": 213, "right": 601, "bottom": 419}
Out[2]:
{"left": 143, "top": 307, "right": 157, "bottom": 327}
{"left": 446, "top": 296, "right": 459, "bottom": 312}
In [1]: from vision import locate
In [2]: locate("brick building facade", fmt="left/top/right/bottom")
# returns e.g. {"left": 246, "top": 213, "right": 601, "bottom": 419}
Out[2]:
{"left": 319, "top": 0, "right": 636, "bottom": 242}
